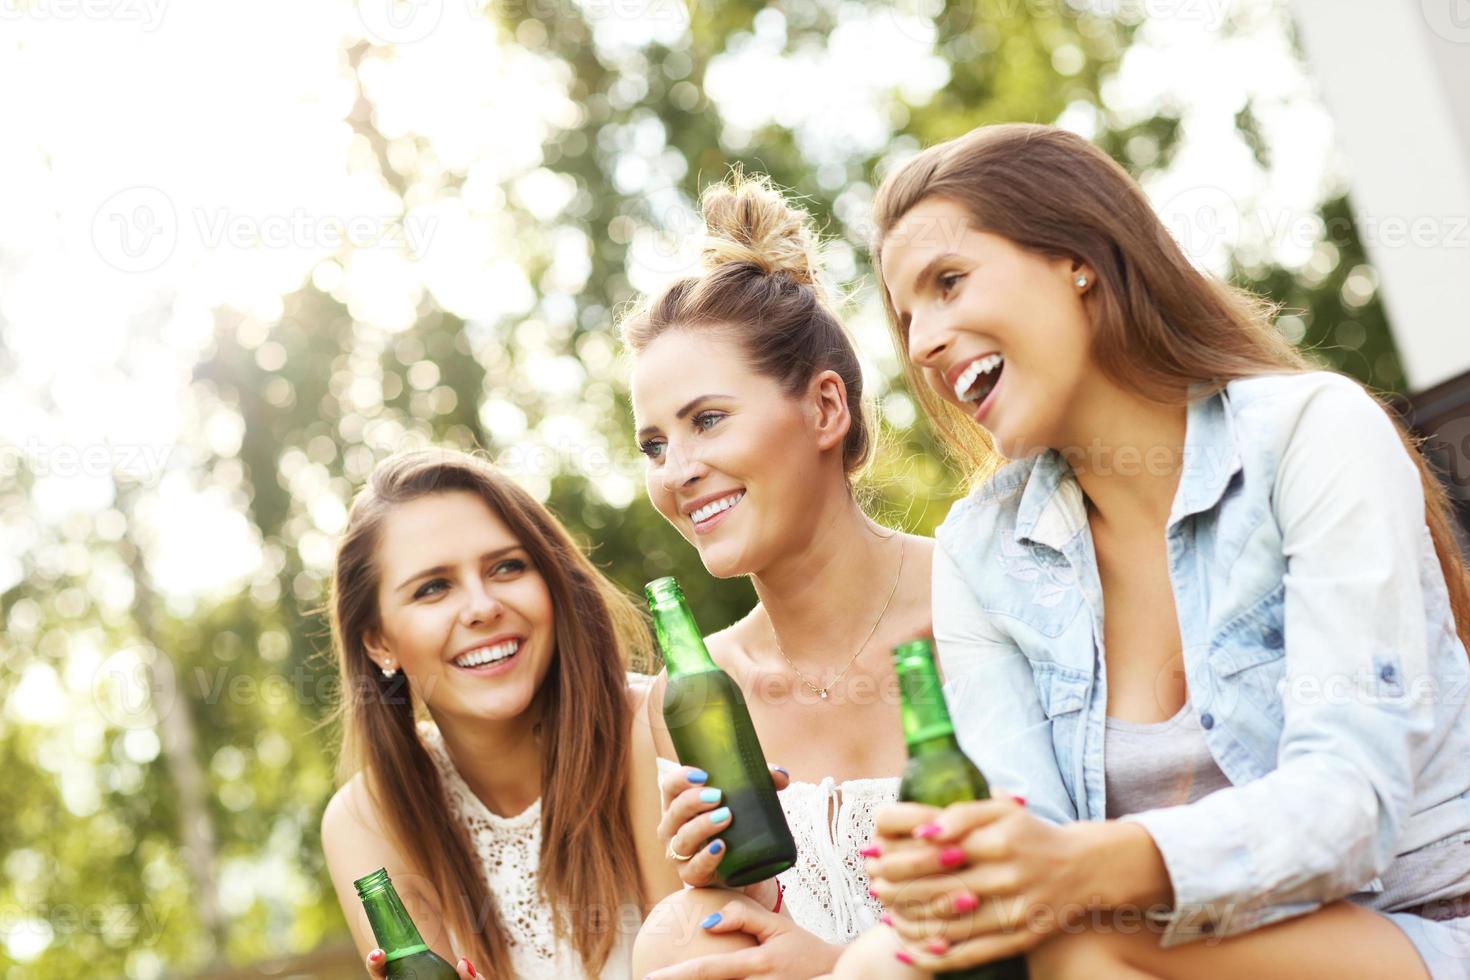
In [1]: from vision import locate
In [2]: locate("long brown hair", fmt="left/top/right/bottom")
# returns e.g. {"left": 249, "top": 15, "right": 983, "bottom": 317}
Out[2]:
{"left": 327, "top": 448, "right": 651, "bottom": 977}
{"left": 620, "top": 169, "right": 874, "bottom": 476}
{"left": 871, "top": 122, "right": 1470, "bottom": 651}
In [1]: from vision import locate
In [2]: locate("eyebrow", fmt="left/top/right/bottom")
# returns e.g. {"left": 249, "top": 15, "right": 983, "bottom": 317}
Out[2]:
{"left": 636, "top": 393, "right": 733, "bottom": 441}
{"left": 395, "top": 545, "right": 523, "bottom": 592}
{"left": 894, "top": 251, "right": 963, "bottom": 328}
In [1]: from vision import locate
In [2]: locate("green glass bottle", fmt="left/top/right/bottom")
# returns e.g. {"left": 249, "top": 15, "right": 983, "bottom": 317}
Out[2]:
{"left": 354, "top": 868, "right": 459, "bottom": 979}
{"left": 893, "top": 638, "right": 1028, "bottom": 980}
{"left": 646, "top": 577, "right": 797, "bottom": 887}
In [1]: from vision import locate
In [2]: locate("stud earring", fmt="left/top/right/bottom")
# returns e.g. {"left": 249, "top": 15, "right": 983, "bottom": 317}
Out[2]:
{"left": 381, "top": 660, "right": 398, "bottom": 679}
{"left": 1075, "top": 276, "right": 1089, "bottom": 288}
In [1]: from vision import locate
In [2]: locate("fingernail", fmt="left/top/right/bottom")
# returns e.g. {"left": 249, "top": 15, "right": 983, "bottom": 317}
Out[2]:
{"left": 708, "top": 839, "right": 723, "bottom": 855}
{"left": 880, "top": 913, "right": 894, "bottom": 926}
{"left": 698, "top": 787, "right": 722, "bottom": 804}
{"left": 1010, "top": 793, "right": 1027, "bottom": 807}
{"left": 708, "top": 806, "right": 730, "bottom": 824}
{"left": 700, "top": 912, "right": 722, "bottom": 928}
{"left": 687, "top": 768, "right": 708, "bottom": 784}
{"left": 868, "top": 888, "right": 879, "bottom": 899}
{"left": 896, "top": 950, "right": 915, "bottom": 966}
{"left": 913, "top": 822, "right": 941, "bottom": 840}
{"left": 938, "top": 846, "right": 966, "bottom": 868}
{"left": 369, "top": 949, "right": 384, "bottom": 963}
{"left": 464, "top": 959, "right": 477, "bottom": 977}
{"left": 774, "top": 766, "right": 790, "bottom": 778}
{"left": 859, "top": 844, "right": 882, "bottom": 858}
{"left": 926, "top": 938, "right": 949, "bottom": 954}
{"left": 953, "top": 892, "right": 979, "bottom": 913}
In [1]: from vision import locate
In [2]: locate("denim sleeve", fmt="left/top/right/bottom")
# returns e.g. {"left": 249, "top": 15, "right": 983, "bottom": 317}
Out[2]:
{"left": 933, "top": 541, "right": 1078, "bottom": 827}
{"left": 1123, "top": 379, "right": 1434, "bottom": 947}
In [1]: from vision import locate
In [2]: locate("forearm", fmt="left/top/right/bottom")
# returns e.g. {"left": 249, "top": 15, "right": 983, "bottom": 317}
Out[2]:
{"left": 1069, "top": 819, "right": 1174, "bottom": 911}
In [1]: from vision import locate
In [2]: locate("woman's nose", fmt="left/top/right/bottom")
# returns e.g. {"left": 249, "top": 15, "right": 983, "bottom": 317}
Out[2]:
{"left": 658, "top": 441, "right": 707, "bottom": 492}
{"left": 459, "top": 581, "right": 503, "bottom": 627}
{"left": 908, "top": 311, "right": 951, "bottom": 367}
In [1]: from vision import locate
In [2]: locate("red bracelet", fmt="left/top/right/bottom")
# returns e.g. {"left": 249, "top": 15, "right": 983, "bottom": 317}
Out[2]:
{"left": 771, "top": 878, "right": 784, "bottom": 914}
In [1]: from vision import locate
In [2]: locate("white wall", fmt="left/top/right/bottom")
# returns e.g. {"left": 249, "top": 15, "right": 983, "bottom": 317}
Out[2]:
{"left": 1289, "top": 0, "right": 1470, "bottom": 391}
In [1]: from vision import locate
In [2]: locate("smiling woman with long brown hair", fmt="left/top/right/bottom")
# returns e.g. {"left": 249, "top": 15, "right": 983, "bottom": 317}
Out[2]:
{"left": 319, "top": 448, "right": 680, "bottom": 979}
{"left": 836, "top": 122, "right": 1470, "bottom": 980}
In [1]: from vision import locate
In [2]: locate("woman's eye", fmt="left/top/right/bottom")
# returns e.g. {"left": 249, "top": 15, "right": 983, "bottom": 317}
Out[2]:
{"left": 693, "top": 411, "right": 724, "bottom": 432}
{"left": 937, "top": 272, "right": 963, "bottom": 297}
{"left": 638, "top": 439, "right": 666, "bottom": 461}
{"left": 491, "top": 558, "right": 527, "bottom": 577}
{"left": 414, "top": 578, "right": 448, "bottom": 599}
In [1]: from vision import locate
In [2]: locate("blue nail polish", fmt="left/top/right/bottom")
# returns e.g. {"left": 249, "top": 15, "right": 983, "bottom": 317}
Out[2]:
{"left": 774, "top": 766, "right": 790, "bottom": 778}
{"left": 708, "top": 839, "right": 723, "bottom": 855}
{"left": 700, "top": 912, "right": 722, "bottom": 929}
{"left": 699, "top": 788, "right": 722, "bottom": 804}
{"left": 708, "top": 806, "right": 731, "bottom": 824}
{"left": 687, "top": 769, "right": 708, "bottom": 784}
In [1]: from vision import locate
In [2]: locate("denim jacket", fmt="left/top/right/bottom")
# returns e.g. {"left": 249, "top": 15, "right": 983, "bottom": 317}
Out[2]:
{"left": 935, "top": 370, "right": 1470, "bottom": 947}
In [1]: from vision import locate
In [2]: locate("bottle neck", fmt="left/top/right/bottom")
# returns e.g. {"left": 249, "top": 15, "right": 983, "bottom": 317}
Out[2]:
{"left": 359, "top": 882, "right": 429, "bottom": 961}
{"left": 647, "top": 586, "right": 717, "bottom": 677}
{"left": 896, "top": 657, "right": 957, "bottom": 750}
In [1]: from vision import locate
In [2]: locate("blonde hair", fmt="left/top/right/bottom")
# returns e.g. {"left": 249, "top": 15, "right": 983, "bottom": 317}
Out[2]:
{"left": 621, "top": 170, "right": 873, "bottom": 474}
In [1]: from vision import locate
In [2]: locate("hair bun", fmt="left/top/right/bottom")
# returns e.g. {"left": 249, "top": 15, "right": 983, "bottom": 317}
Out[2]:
{"left": 699, "top": 170, "right": 822, "bottom": 288}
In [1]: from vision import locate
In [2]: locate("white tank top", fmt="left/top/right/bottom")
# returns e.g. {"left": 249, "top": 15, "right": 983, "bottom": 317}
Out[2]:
{"left": 421, "top": 722, "right": 637, "bottom": 980}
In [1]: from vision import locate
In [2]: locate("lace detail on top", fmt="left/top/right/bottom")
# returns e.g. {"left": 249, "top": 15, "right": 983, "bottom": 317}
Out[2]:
{"left": 657, "top": 757, "right": 897, "bottom": 945}
{"left": 421, "top": 722, "right": 634, "bottom": 980}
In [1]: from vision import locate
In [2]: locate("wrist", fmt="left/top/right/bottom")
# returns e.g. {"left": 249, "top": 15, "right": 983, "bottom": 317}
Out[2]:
{"left": 1069, "top": 820, "right": 1173, "bottom": 910}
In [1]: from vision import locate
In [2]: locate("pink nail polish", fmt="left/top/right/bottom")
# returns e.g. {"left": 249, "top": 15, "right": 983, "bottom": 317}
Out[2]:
{"left": 368, "top": 949, "right": 384, "bottom": 963}
{"left": 913, "top": 822, "right": 941, "bottom": 840}
{"left": 896, "top": 950, "right": 916, "bottom": 966}
{"left": 880, "top": 913, "right": 894, "bottom": 926}
{"left": 868, "top": 887, "right": 880, "bottom": 899}
{"left": 953, "top": 892, "right": 979, "bottom": 913}
{"left": 938, "top": 846, "right": 966, "bottom": 868}
{"left": 859, "top": 845, "right": 881, "bottom": 858}
{"left": 926, "top": 938, "right": 949, "bottom": 954}
{"left": 1010, "top": 793, "right": 1027, "bottom": 807}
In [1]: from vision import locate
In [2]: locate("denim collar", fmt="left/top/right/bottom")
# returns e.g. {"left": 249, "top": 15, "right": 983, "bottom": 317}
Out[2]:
{"left": 1013, "top": 385, "right": 1242, "bottom": 551}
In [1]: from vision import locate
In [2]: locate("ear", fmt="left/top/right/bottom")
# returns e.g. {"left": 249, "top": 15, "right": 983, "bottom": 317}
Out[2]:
{"left": 806, "top": 370, "right": 852, "bottom": 454}
{"left": 362, "top": 627, "right": 393, "bottom": 669}
{"left": 1064, "top": 256, "right": 1096, "bottom": 294}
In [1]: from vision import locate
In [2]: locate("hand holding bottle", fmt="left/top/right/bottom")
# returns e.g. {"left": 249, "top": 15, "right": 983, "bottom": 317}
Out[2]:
{"left": 364, "top": 948, "right": 477, "bottom": 979}
{"left": 657, "top": 762, "right": 792, "bottom": 889}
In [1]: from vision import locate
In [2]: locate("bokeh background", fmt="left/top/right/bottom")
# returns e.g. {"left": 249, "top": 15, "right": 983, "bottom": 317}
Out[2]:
{"left": 0, "top": 0, "right": 1419, "bottom": 976}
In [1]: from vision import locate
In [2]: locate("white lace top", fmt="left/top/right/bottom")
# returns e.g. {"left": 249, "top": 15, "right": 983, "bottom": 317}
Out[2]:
{"left": 421, "top": 723, "right": 636, "bottom": 980}
{"left": 657, "top": 757, "right": 898, "bottom": 945}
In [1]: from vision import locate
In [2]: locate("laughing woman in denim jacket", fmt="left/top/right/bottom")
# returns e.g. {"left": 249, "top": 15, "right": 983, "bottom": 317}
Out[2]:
{"left": 836, "top": 124, "right": 1470, "bottom": 980}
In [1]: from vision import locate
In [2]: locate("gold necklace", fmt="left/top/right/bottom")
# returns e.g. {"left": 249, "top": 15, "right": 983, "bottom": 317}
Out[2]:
{"left": 768, "top": 537, "right": 905, "bottom": 702}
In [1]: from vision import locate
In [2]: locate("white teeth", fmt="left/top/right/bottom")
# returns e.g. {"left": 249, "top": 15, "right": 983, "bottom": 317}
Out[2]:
{"left": 453, "top": 639, "right": 520, "bottom": 668}
{"left": 691, "top": 491, "right": 744, "bottom": 524}
{"left": 953, "top": 354, "right": 1004, "bottom": 402}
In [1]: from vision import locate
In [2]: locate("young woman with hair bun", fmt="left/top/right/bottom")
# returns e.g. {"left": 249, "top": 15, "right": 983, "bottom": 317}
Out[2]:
{"left": 622, "top": 172, "right": 938, "bottom": 980}
{"left": 320, "top": 448, "right": 681, "bottom": 979}
{"left": 838, "top": 122, "right": 1470, "bottom": 980}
